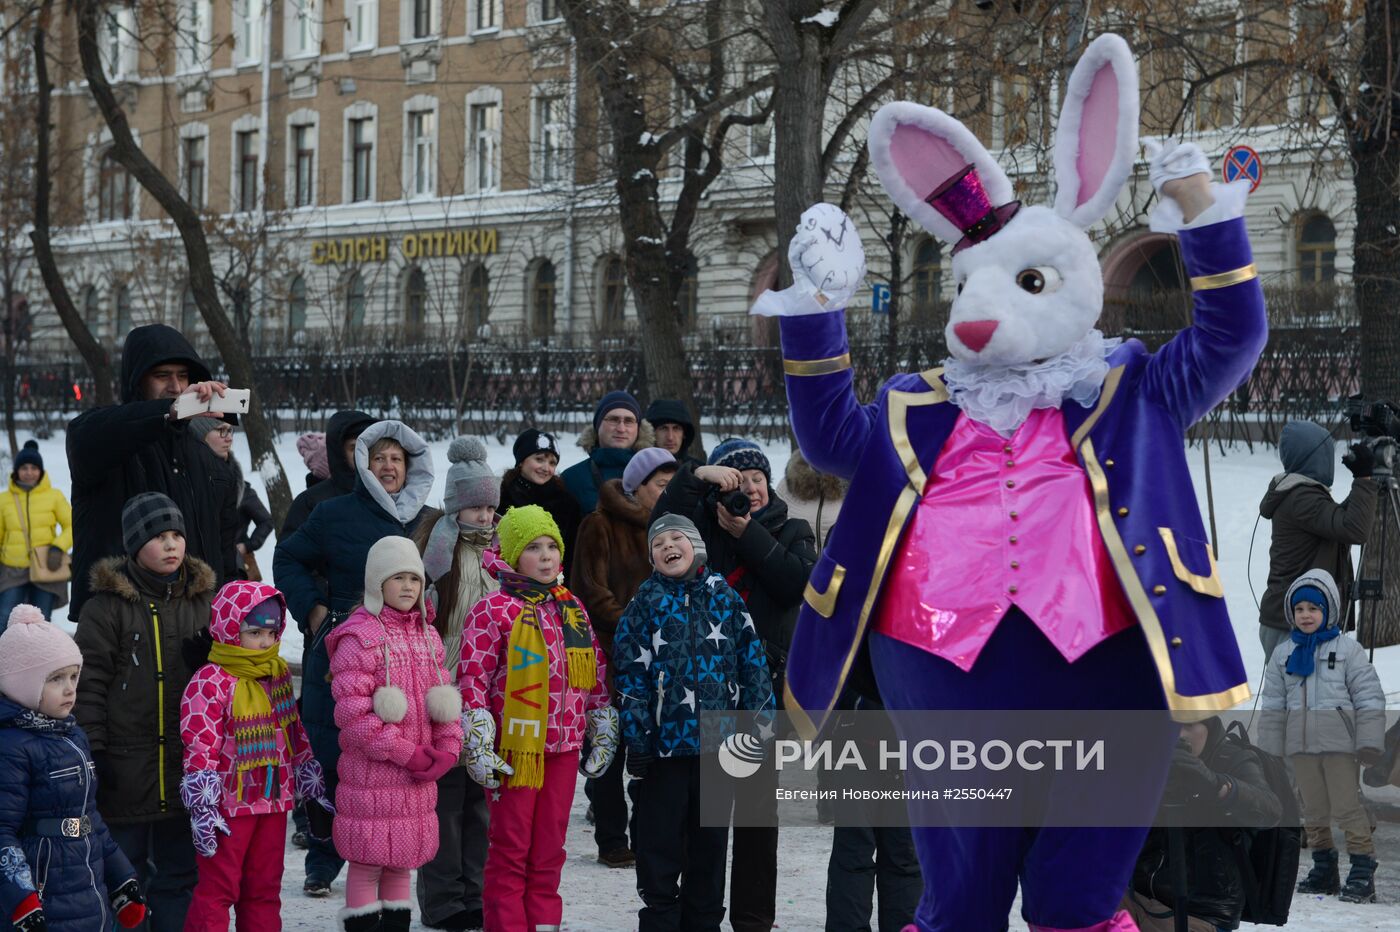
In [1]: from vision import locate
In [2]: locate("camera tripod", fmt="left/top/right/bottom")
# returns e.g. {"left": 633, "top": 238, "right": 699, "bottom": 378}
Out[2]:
{"left": 1353, "top": 439, "right": 1400, "bottom": 662}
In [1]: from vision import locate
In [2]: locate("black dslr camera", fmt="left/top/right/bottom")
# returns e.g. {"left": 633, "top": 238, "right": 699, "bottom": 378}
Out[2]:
{"left": 1344, "top": 393, "right": 1400, "bottom": 479}
{"left": 704, "top": 484, "right": 751, "bottom": 518}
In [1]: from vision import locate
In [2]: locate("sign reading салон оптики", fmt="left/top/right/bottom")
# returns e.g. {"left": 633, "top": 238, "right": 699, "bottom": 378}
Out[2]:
{"left": 310, "top": 227, "right": 499, "bottom": 265}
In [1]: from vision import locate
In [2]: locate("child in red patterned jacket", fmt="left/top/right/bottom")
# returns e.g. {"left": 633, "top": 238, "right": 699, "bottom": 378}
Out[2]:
{"left": 179, "top": 580, "right": 333, "bottom": 931}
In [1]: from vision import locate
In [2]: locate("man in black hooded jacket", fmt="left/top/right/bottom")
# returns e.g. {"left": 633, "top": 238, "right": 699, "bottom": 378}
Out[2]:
{"left": 67, "top": 325, "right": 239, "bottom": 617}
{"left": 279, "top": 409, "right": 376, "bottom": 539}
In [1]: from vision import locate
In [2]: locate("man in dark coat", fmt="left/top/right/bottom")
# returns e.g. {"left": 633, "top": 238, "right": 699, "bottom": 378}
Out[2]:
{"left": 651, "top": 437, "right": 816, "bottom": 932}
{"left": 279, "top": 409, "right": 376, "bottom": 539}
{"left": 273, "top": 419, "right": 435, "bottom": 896}
{"left": 644, "top": 397, "right": 704, "bottom": 468}
{"left": 1258, "top": 420, "right": 1376, "bottom": 660}
{"left": 67, "top": 325, "right": 238, "bottom": 618}
{"left": 1125, "top": 716, "right": 1283, "bottom": 931}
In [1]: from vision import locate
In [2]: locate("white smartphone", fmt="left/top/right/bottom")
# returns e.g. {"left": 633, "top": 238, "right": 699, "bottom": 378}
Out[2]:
{"left": 208, "top": 388, "right": 251, "bottom": 415}
{"left": 171, "top": 391, "right": 208, "bottom": 419}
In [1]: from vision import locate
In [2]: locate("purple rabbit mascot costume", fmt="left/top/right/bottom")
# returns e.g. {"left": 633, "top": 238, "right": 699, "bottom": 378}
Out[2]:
{"left": 756, "top": 35, "right": 1266, "bottom": 932}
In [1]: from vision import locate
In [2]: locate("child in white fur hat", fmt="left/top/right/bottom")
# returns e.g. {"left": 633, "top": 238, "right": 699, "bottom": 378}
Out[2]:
{"left": 324, "top": 537, "right": 464, "bottom": 932}
{"left": 0, "top": 604, "right": 148, "bottom": 932}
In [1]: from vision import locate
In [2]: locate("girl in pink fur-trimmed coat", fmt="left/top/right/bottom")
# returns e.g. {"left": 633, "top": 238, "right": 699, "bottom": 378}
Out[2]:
{"left": 326, "top": 537, "right": 464, "bottom": 932}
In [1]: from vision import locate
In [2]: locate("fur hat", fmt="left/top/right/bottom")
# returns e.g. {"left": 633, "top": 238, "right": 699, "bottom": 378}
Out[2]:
{"left": 297, "top": 432, "right": 330, "bottom": 481}
{"left": 497, "top": 505, "right": 564, "bottom": 569}
{"left": 121, "top": 492, "right": 186, "bottom": 556}
{"left": 443, "top": 437, "right": 499, "bottom": 513}
{"left": 622, "top": 448, "right": 677, "bottom": 496}
{"left": 647, "top": 513, "right": 707, "bottom": 570}
{"left": 363, "top": 536, "right": 427, "bottom": 616}
{"left": 512, "top": 428, "right": 560, "bottom": 466}
{"left": 0, "top": 604, "right": 83, "bottom": 711}
{"left": 593, "top": 390, "right": 641, "bottom": 433}
{"left": 12, "top": 440, "right": 42, "bottom": 475}
{"left": 708, "top": 437, "right": 771, "bottom": 482}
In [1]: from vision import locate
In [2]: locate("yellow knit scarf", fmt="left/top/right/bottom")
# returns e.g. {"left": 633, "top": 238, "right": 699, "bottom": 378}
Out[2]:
{"left": 207, "top": 641, "right": 297, "bottom": 800}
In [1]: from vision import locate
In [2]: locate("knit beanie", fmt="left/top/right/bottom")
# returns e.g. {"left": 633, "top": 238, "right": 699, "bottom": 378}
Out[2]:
{"left": 121, "top": 492, "right": 186, "bottom": 556}
{"left": 443, "top": 437, "right": 500, "bottom": 513}
{"left": 593, "top": 390, "right": 641, "bottom": 433}
{"left": 622, "top": 448, "right": 677, "bottom": 496}
{"left": 297, "top": 432, "right": 330, "bottom": 481}
{"left": 0, "top": 604, "right": 83, "bottom": 711}
{"left": 187, "top": 415, "right": 226, "bottom": 440}
{"left": 1290, "top": 585, "right": 1329, "bottom": 627}
{"left": 363, "top": 536, "right": 426, "bottom": 616}
{"left": 513, "top": 428, "right": 560, "bottom": 466}
{"left": 648, "top": 513, "right": 707, "bottom": 570}
{"left": 497, "top": 505, "right": 564, "bottom": 569}
{"left": 708, "top": 437, "right": 770, "bottom": 482}
{"left": 12, "top": 440, "right": 42, "bottom": 473}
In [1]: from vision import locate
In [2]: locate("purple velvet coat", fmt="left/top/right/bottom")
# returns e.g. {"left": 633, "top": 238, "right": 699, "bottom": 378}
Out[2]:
{"left": 779, "top": 216, "right": 1267, "bottom": 736}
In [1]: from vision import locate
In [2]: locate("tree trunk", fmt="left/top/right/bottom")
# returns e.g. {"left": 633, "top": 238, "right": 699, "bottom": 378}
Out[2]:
{"left": 28, "top": 15, "right": 115, "bottom": 406}
{"left": 767, "top": 16, "right": 828, "bottom": 290}
{"left": 72, "top": 0, "right": 291, "bottom": 526}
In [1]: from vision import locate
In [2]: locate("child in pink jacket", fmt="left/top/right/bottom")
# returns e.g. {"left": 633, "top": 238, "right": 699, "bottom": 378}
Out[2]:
{"left": 459, "top": 504, "right": 618, "bottom": 932}
{"left": 327, "top": 536, "right": 464, "bottom": 932}
{"left": 179, "top": 580, "right": 333, "bottom": 931}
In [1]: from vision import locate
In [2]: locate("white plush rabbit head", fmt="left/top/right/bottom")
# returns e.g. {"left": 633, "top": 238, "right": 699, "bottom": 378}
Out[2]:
{"left": 869, "top": 34, "right": 1139, "bottom": 365}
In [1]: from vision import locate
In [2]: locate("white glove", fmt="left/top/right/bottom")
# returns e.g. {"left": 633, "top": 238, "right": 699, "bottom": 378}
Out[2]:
{"left": 461, "top": 707, "right": 514, "bottom": 789}
{"left": 1142, "top": 139, "right": 1211, "bottom": 195}
{"left": 580, "top": 706, "right": 619, "bottom": 778}
{"left": 752, "top": 204, "right": 866, "bottom": 317}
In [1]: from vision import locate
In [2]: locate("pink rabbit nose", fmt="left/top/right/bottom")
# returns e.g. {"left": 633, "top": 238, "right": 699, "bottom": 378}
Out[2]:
{"left": 953, "top": 320, "right": 998, "bottom": 353}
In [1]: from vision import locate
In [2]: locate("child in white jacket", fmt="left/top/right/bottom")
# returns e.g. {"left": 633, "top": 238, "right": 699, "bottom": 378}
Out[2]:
{"left": 1259, "top": 567, "right": 1386, "bottom": 903}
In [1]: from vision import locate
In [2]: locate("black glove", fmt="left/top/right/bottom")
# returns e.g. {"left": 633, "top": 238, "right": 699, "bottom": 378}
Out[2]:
{"left": 45, "top": 548, "right": 64, "bottom": 571}
{"left": 181, "top": 627, "right": 214, "bottom": 670}
{"left": 626, "top": 751, "right": 653, "bottom": 780}
{"left": 10, "top": 893, "right": 46, "bottom": 931}
{"left": 1344, "top": 442, "right": 1375, "bottom": 478}
{"left": 1169, "top": 745, "right": 1223, "bottom": 801}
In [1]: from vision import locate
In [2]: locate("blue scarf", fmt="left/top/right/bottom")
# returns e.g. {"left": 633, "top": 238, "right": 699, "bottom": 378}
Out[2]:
{"left": 1286, "top": 626, "right": 1341, "bottom": 678}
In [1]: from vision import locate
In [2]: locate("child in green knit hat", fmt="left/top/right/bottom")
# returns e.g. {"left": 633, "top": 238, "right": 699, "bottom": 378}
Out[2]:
{"left": 456, "top": 504, "right": 617, "bottom": 931}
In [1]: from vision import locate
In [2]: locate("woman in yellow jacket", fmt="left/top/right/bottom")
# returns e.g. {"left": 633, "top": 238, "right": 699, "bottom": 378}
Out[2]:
{"left": 0, "top": 440, "right": 72, "bottom": 625}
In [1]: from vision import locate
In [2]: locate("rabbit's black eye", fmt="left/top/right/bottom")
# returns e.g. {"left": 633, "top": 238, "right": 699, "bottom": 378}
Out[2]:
{"left": 1015, "top": 266, "right": 1062, "bottom": 295}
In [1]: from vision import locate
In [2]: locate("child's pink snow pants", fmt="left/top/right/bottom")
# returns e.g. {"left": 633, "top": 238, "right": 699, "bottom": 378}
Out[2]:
{"left": 482, "top": 750, "right": 579, "bottom": 932}
{"left": 183, "top": 811, "right": 288, "bottom": 932}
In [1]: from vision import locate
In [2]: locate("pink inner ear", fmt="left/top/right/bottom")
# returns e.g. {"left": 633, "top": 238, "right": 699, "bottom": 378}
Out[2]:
{"left": 1076, "top": 65, "right": 1119, "bottom": 207}
{"left": 889, "top": 123, "right": 975, "bottom": 201}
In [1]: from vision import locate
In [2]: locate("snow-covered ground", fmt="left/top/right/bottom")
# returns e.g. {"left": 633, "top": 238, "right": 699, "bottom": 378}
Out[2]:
{"left": 30, "top": 426, "right": 1400, "bottom": 927}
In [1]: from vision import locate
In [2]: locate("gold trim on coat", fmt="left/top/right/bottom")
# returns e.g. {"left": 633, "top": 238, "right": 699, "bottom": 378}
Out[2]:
{"left": 1158, "top": 527, "right": 1225, "bottom": 598}
{"left": 784, "top": 354, "right": 852, "bottom": 377}
{"left": 803, "top": 563, "right": 847, "bottom": 618}
{"left": 1069, "top": 365, "right": 1125, "bottom": 449}
{"left": 1189, "top": 263, "right": 1257, "bottom": 292}
{"left": 1081, "top": 438, "right": 1250, "bottom": 717}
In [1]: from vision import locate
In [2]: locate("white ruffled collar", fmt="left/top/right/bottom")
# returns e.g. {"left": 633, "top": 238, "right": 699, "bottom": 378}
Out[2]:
{"left": 941, "top": 330, "right": 1120, "bottom": 437}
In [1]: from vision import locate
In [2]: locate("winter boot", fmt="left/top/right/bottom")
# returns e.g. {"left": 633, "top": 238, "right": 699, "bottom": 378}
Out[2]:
{"left": 339, "top": 902, "right": 382, "bottom": 932}
{"left": 1339, "top": 853, "right": 1379, "bottom": 903}
{"left": 380, "top": 901, "right": 413, "bottom": 932}
{"left": 1297, "top": 848, "right": 1341, "bottom": 895}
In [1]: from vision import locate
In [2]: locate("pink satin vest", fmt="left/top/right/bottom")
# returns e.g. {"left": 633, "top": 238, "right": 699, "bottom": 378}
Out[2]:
{"left": 872, "top": 408, "right": 1133, "bottom": 670}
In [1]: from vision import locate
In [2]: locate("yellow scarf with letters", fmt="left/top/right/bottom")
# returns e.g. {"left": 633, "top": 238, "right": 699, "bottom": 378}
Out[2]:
{"left": 208, "top": 641, "right": 297, "bottom": 800}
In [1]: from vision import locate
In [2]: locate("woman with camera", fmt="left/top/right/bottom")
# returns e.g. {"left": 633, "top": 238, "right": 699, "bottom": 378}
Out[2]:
{"left": 650, "top": 437, "right": 816, "bottom": 932}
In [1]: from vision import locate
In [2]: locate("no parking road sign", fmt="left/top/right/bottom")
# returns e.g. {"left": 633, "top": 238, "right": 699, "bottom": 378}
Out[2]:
{"left": 1222, "top": 145, "right": 1263, "bottom": 193}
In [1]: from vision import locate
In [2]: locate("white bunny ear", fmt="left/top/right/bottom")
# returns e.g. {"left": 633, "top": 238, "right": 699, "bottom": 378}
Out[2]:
{"left": 1053, "top": 33, "right": 1140, "bottom": 228}
{"left": 870, "top": 101, "right": 1014, "bottom": 244}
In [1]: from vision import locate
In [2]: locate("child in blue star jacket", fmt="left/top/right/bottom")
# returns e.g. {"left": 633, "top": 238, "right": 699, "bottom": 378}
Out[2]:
{"left": 612, "top": 513, "right": 774, "bottom": 932}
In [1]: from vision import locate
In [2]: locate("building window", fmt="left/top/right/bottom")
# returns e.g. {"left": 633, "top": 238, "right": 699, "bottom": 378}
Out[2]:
{"left": 912, "top": 237, "right": 942, "bottom": 316}
{"left": 288, "top": 275, "right": 308, "bottom": 337}
{"left": 1191, "top": 24, "right": 1240, "bottom": 132}
{"left": 176, "top": 0, "right": 210, "bottom": 73}
{"left": 411, "top": 0, "right": 431, "bottom": 37}
{"left": 464, "top": 263, "right": 489, "bottom": 336}
{"left": 98, "top": 150, "right": 131, "bottom": 222}
{"left": 350, "top": 117, "right": 374, "bottom": 202}
{"left": 183, "top": 136, "right": 205, "bottom": 210}
{"left": 348, "top": 0, "right": 376, "bottom": 49}
{"left": 345, "top": 272, "right": 366, "bottom": 331}
{"left": 181, "top": 285, "right": 199, "bottom": 333}
{"left": 404, "top": 267, "right": 428, "bottom": 338}
{"left": 233, "top": 0, "right": 264, "bottom": 64}
{"left": 472, "top": 0, "right": 499, "bottom": 33}
{"left": 100, "top": 9, "right": 136, "bottom": 80}
{"left": 535, "top": 95, "right": 567, "bottom": 185}
{"left": 470, "top": 101, "right": 499, "bottom": 192}
{"left": 83, "top": 286, "right": 101, "bottom": 328}
{"left": 293, "top": 124, "right": 315, "bottom": 207}
{"left": 677, "top": 254, "right": 698, "bottom": 329}
{"left": 115, "top": 285, "right": 133, "bottom": 335}
{"left": 598, "top": 256, "right": 625, "bottom": 331}
{"left": 408, "top": 109, "right": 436, "bottom": 197}
{"left": 286, "top": 0, "right": 320, "bottom": 56}
{"left": 539, "top": 0, "right": 559, "bottom": 21}
{"left": 745, "top": 62, "right": 771, "bottom": 158}
{"left": 530, "top": 261, "right": 556, "bottom": 338}
{"left": 236, "top": 130, "right": 259, "bottom": 212}
{"left": 1297, "top": 213, "right": 1337, "bottom": 284}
